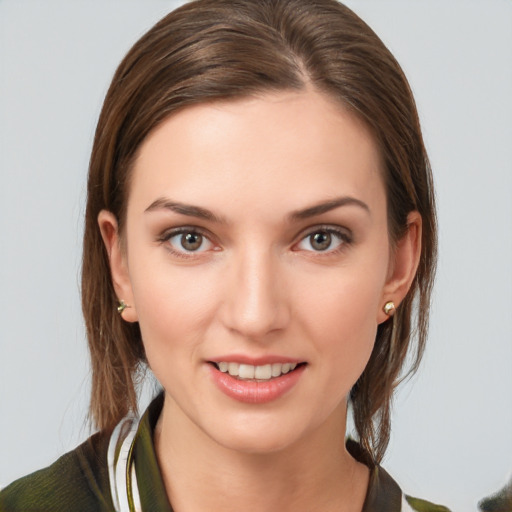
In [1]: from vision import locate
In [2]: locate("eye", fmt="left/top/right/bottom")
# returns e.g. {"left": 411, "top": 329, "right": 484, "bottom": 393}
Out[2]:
{"left": 164, "top": 229, "right": 215, "bottom": 254}
{"left": 295, "top": 228, "right": 349, "bottom": 253}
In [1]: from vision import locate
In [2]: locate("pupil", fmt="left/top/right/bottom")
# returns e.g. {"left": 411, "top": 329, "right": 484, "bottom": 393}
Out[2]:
{"left": 182, "top": 232, "right": 202, "bottom": 251}
{"left": 311, "top": 231, "right": 331, "bottom": 251}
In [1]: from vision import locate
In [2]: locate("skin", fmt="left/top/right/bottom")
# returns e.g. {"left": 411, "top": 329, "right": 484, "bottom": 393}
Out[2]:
{"left": 99, "top": 88, "right": 421, "bottom": 512}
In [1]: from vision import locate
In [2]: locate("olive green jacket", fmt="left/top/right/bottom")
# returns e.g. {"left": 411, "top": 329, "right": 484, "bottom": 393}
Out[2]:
{"left": 0, "top": 394, "right": 450, "bottom": 511}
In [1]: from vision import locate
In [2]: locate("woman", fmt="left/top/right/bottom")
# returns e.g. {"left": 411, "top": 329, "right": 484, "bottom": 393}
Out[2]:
{"left": 0, "top": 0, "right": 448, "bottom": 510}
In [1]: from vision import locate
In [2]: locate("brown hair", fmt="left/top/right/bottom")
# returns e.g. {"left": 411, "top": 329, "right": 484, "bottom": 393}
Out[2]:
{"left": 82, "top": 0, "right": 436, "bottom": 464}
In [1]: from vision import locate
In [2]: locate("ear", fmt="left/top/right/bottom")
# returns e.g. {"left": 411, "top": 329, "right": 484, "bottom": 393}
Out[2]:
{"left": 97, "top": 210, "right": 138, "bottom": 323}
{"left": 378, "top": 211, "right": 422, "bottom": 324}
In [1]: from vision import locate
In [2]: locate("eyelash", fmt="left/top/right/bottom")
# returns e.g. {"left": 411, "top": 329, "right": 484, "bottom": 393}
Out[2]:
{"left": 157, "top": 227, "right": 217, "bottom": 259}
{"left": 157, "top": 224, "right": 353, "bottom": 259}
{"left": 293, "top": 225, "right": 353, "bottom": 255}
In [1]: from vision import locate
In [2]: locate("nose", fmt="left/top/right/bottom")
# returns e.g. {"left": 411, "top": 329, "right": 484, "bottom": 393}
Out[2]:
{"left": 220, "top": 247, "right": 290, "bottom": 340}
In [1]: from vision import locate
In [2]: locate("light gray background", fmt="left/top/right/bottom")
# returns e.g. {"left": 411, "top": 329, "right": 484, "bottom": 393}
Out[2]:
{"left": 1, "top": 1, "right": 511, "bottom": 510}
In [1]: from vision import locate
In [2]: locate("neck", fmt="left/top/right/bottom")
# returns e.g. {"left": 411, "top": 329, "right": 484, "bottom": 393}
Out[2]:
{"left": 154, "top": 394, "right": 369, "bottom": 512}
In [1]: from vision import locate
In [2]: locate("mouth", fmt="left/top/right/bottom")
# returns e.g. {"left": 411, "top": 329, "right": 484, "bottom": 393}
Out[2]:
{"left": 209, "top": 361, "right": 307, "bottom": 381}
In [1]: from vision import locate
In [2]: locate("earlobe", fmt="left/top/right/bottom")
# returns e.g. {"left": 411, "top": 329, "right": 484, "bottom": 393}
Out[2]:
{"left": 378, "top": 211, "right": 422, "bottom": 324}
{"left": 97, "top": 210, "right": 138, "bottom": 323}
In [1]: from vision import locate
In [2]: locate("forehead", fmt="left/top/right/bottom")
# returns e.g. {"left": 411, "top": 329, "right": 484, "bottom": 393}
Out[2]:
{"left": 128, "top": 89, "right": 385, "bottom": 219}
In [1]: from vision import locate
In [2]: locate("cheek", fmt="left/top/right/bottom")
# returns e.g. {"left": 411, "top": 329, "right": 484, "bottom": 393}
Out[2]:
{"left": 130, "top": 265, "right": 223, "bottom": 396}
{"left": 297, "top": 260, "right": 386, "bottom": 330}
{"left": 128, "top": 256, "right": 221, "bottom": 357}
{"left": 294, "top": 262, "right": 387, "bottom": 374}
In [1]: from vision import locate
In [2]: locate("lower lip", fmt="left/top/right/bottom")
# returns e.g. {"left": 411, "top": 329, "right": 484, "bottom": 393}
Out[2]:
{"left": 209, "top": 364, "right": 306, "bottom": 404}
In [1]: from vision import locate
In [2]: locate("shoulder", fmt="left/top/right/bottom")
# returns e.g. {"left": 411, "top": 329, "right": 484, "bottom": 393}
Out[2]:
{"left": 346, "top": 441, "right": 451, "bottom": 512}
{"left": 366, "top": 465, "right": 451, "bottom": 512}
{"left": 404, "top": 494, "right": 452, "bottom": 512}
{"left": 0, "top": 431, "right": 114, "bottom": 511}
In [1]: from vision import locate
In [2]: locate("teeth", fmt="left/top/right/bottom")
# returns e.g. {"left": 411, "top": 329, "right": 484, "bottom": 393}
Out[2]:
{"left": 271, "top": 363, "right": 282, "bottom": 377}
{"left": 217, "top": 362, "right": 299, "bottom": 380}
{"left": 254, "top": 364, "right": 272, "bottom": 380}
{"left": 238, "top": 364, "right": 255, "bottom": 379}
{"left": 228, "top": 362, "right": 239, "bottom": 376}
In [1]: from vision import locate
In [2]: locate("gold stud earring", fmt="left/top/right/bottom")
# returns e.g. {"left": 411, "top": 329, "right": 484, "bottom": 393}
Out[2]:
{"left": 383, "top": 301, "right": 396, "bottom": 317}
{"left": 117, "top": 299, "right": 131, "bottom": 314}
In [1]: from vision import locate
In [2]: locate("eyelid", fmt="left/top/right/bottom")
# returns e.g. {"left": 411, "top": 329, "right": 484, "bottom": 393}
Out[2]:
{"left": 157, "top": 225, "right": 219, "bottom": 257}
{"left": 293, "top": 224, "right": 353, "bottom": 252}
{"left": 156, "top": 224, "right": 352, "bottom": 258}
{"left": 158, "top": 225, "right": 210, "bottom": 240}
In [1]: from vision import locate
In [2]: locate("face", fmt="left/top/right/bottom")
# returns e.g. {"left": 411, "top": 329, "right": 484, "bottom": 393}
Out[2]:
{"left": 102, "top": 89, "right": 416, "bottom": 455}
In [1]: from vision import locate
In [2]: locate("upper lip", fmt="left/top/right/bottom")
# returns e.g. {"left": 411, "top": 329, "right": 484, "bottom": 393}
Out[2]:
{"left": 208, "top": 354, "right": 305, "bottom": 365}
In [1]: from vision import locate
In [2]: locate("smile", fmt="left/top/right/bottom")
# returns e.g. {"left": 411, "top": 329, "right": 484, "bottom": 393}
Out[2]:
{"left": 214, "top": 362, "right": 300, "bottom": 380}
{"left": 209, "top": 361, "right": 307, "bottom": 403}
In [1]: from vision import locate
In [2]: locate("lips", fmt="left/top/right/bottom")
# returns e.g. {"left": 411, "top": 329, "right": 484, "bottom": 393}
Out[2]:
{"left": 208, "top": 358, "right": 307, "bottom": 403}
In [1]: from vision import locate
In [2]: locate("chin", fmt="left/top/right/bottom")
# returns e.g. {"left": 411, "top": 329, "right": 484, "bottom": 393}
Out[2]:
{"left": 203, "top": 412, "right": 316, "bottom": 456}
{"left": 215, "top": 429, "right": 302, "bottom": 455}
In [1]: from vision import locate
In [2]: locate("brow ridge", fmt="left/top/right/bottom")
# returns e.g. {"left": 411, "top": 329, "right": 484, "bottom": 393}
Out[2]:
{"left": 289, "top": 196, "right": 370, "bottom": 221}
{"left": 144, "top": 198, "right": 225, "bottom": 223}
{"left": 145, "top": 195, "right": 369, "bottom": 224}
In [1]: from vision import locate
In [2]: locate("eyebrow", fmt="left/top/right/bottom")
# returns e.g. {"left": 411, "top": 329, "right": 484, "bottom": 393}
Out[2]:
{"left": 144, "top": 195, "right": 370, "bottom": 223}
{"left": 144, "top": 198, "right": 226, "bottom": 224}
{"left": 288, "top": 196, "right": 370, "bottom": 221}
